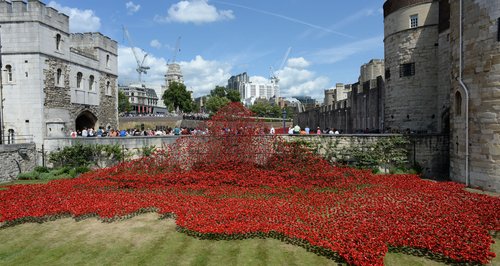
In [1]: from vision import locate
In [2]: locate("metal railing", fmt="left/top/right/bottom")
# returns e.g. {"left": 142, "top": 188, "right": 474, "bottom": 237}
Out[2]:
{"left": 0, "top": 135, "right": 34, "bottom": 145}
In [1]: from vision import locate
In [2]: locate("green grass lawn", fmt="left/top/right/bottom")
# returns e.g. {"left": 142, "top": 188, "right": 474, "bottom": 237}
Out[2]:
{"left": 0, "top": 213, "right": 497, "bottom": 266}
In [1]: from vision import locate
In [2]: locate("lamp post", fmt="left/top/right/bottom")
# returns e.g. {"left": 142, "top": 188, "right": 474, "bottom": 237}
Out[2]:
{"left": 282, "top": 108, "right": 287, "bottom": 134}
{"left": 345, "top": 109, "right": 348, "bottom": 133}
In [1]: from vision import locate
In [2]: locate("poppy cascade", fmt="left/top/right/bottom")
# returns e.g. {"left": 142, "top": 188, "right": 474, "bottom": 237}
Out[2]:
{"left": 0, "top": 103, "right": 499, "bottom": 265}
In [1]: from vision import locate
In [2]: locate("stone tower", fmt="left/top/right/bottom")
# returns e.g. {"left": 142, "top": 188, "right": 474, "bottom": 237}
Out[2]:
{"left": 0, "top": 0, "right": 118, "bottom": 146}
{"left": 449, "top": 0, "right": 500, "bottom": 191}
{"left": 383, "top": 0, "right": 450, "bottom": 133}
{"left": 165, "top": 63, "right": 183, "bottom": 88}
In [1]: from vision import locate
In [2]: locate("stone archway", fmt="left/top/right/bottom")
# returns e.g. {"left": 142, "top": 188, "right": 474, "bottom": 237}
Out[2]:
{"left": 75, "top": 111, "right": 97, "bottom": 131}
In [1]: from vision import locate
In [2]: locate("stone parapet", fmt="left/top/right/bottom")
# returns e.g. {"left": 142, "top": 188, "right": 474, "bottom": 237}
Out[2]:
{"left": 0, "top": 0, "right": 69, "bottom": 34}
{"left": 383, "top": 0, "right": 436, "bottom": 18}
{"left": 0, "top": 143, "right": 37, "bottom": 183}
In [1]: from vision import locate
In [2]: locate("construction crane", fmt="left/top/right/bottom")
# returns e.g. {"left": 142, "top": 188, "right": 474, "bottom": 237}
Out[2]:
{"left": 168, "top": 36, "right": 181, "bottom": 65}
{"left": 270, "top": 47, "right": 292, "bottom": 85}
{"left": 122, "top": 25, "right": 150, "bottom": 83}
{"left": 270, "top": 47, "right": 291, "bottom": 98}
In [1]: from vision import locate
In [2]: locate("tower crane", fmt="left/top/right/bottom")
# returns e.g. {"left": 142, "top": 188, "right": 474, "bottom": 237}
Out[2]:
{"left": 168, "top": 36, "right": 181, "bottom": 65}
{"left": 122, "top": 25, "right": 150, "bottom": 83}
{"left": 270, "top": 47, "right": 291, "bottom": 97}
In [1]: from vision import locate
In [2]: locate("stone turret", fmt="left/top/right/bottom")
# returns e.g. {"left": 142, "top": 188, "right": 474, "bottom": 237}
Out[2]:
{"left": 383, "top": 0, "right": 447, "bottom": 133}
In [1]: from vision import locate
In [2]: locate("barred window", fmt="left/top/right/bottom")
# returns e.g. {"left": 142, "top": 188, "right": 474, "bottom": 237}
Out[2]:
{"left": 399, "top": 63, "right": 415, "bottom": 77}
{"left": 410, "top": 14, "right": 418, "bottom": 28}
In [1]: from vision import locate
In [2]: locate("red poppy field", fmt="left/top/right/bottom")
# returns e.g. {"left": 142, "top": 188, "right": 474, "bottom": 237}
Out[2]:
{"left": 1, "top": 104, "right": 499, "bottom": 265}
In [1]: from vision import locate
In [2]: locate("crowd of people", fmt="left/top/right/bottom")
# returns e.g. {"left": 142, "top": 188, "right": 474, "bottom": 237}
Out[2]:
{"left": 69, "top": 127, "right": 211, "bottom": 138}
{"left": 287, "top": 125, "right": 340, "bottom": 135}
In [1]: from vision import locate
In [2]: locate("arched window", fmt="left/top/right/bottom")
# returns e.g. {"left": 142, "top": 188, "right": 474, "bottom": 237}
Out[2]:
{"left": 56, "top": 68, "right": 62, "bottom": 85}
{"left": 106, "top": 54, "right": 110, "bottom": 67}
{"left": 89, "top": 75, "right": 94, "bottom": 90}
{"left": 455, "top": 91, "right": 462, "bottom": 116}
{"left": 56, "top": 34, "right": 61, "bottom": 50}
{"left": 76, "top": 72, "right": 83, "bottom": 88}
{"left": 106, "top": 80, "right": 111, "bottom": 95}
{"left": 5, "top": 65, "right": 12, "bottom": 82}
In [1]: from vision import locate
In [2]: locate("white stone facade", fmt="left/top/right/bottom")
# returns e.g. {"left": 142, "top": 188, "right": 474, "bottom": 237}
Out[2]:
{"left": 241, "top": 79, "right": 279, "bottom": 105}
{"left": 0, "top": 0, "right": 118, "bottom": 146}
{"left": 165, "top": 63, "right": 183, "bottom": 87}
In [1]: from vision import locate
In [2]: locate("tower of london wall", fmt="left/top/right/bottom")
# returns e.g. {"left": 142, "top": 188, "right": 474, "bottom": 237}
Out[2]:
{"left": 449, "top": 0, "right": 500, "bottom": 191}
{"left": 383, "top": 1, "right": 444, "bottom": 134}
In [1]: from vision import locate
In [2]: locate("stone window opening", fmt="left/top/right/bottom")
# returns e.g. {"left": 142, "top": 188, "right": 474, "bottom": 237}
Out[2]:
{"left": 5, "top": 64, "right": 13, "bottom": 82}
{"left": 56, "top": 68, "right": 62, "bottom": 85}
{"left": 106, "top": 80, "right": 111, "bottom": 95}
{"left": 76, "top": 72, "right": 83, "bottom": 88}
{"left": 455, "top": 91, "right": 462, "bottom": 116}
{"left": 89, "top": 75, "right": 94, "bottom": 90}
{"left": 497, "top": 17, "right": 500, "bottom": 42}
{"left": 56, "top": 34, "right": 62, "bottom": 50}
{"left": 399, "top": 63, "right": 415, "bottom": 77}
{"left": 410, "top": 14, "right": 418, "bottom": 28}
{"left": 106, "top": 54, "right": 110, "bottom": 67}
{"left": 385, "top": 68, "right": 391, "bottom": 80}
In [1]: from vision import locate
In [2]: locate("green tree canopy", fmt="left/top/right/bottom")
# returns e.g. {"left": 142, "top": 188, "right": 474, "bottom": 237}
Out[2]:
{"left": 118, "top": 90, "right": 132, "bottom": 113}
{"left": 209, "top": 86, "right": 241, "bottom": 102}
{"left": 249, "top": 100, "right": 282, "bottom": 118}
{"left": 205, "top": 96, "right": 230, "bottom": 114}
{"left": 226, "top": 89, "right": 241, "bottom": 102}
{"left": 210, "top": 86, "right": 227, "bottom": 98}
{"left": 162, "top": 82, "right": 194, "bottom": 113}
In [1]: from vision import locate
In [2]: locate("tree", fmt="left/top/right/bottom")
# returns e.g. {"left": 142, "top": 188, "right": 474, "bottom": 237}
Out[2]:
{"left": 210, "top": 86, "right": 227, "bottom": 98}
{"left": 249, "top": 100, "right": 282, "bottom": 118}
{"left": 210, "top": 86, "right": 240, "bottom": 102}
{"left": 118, "top": 90, "right": 131, "bottom": 113}
{"left": 205, "top": 96, "right": 230, "bottom": 114}
{"left": 226, "top": 89, "right": 241, "bottom": 102}
{"left": 162, "top": 82, "right": 194, "bottom": 113}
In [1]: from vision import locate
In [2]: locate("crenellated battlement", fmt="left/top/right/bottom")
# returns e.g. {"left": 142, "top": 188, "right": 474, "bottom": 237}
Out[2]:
{"left": 70, "top": 32, "right": 117, "bottom": 55}
{"left": 0, "top": 0, "right": 69, "bottom": 34}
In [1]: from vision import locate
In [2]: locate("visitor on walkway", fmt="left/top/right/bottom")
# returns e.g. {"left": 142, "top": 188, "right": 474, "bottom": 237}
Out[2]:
{"left": 293, "top": 125, "right": 301, "bottom": 134}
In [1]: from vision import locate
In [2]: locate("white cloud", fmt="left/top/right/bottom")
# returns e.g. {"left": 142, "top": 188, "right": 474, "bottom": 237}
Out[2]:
{"left": 117, "top": 45, "right": 167, "bottom": 86}
{"left": 249, "top": 76, "right": 269, "bottom": 84}
{"left": 47, "top": 1, "right": 101, "bottom": 32}
{"left": 277, "top": 65, "right": 329, "bottom": 99}
{"left": 118, "top": 46, "right": 231, "bottom": 97}
{"left": 180, "top": 56, "right": 232, "bottom": 96}
{"left": 311, "top": 35, "right": 383, "bottom": 64}
{"left": 286, "top": 77, "right": 330, "bottom": 99}
{"left": 247, "top": 58, "right": 329, "bottom": 100}
{"left": 126, "top": 1, "right": 141, "bottom": 14}
{"left": 286, "top": 57, "right": 310, "bottom": 69}
{"left": 150, "top": 39, "right": 162, "bottom": 49}
{"left": 156, "top": 0, "right": 235, "bottom": 24}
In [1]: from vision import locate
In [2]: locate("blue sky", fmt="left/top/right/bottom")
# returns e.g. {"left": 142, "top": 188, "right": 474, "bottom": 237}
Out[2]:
{"left": 45, "top": 0, "right": 385, "bottom": 100}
